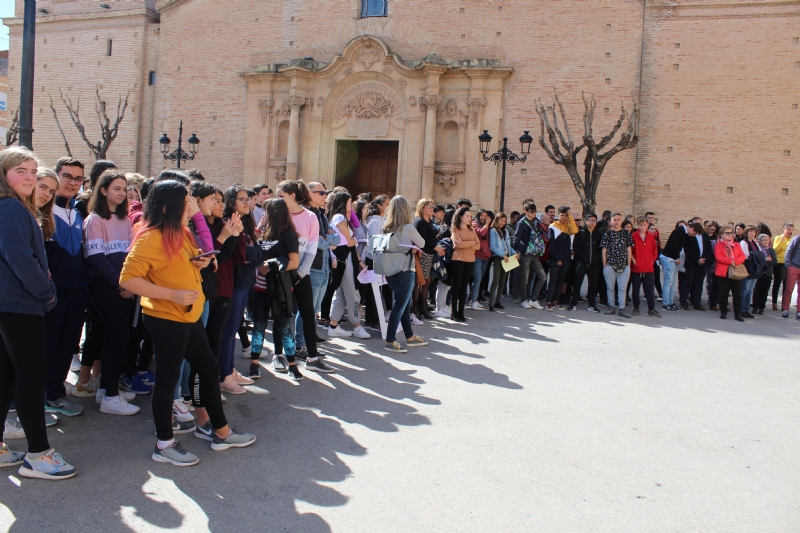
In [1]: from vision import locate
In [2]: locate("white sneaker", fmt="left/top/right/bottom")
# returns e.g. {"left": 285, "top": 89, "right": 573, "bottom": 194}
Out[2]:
{"left": 172, "top": 399, "right": 194, "bottom": 423}
{"left": 521, "top": 300, "right": 533, "bottom": 309}
{"left": 353, "top": 325, "right": 371, "bottom": 339}
{"left": 528, "top": 300, "right": 544, "bottom": 310}
{"left": 434, "top": 308, "right": 451, "bottom": 318}
{"left": 470, "top": 301, "right": 484, "bottom": 310}
{"left": 410, "top": 314, "right": 424, "bottom": 325}
{"left": 70, "top": 355, "right": 82, "bottom": 373}
{"left": 100, "top": 395, "right": 140, "bottom": 416}
{"left": 96, "top": 388, "right": 135, "bottom": 403}
{"left": 64, "top": 381, "right": 76, "bottom": 396}
{"left": 3, "top": 419, "right": 25, "bottom": 439}
{"left": 327, "top": 325, "right": 353, "bottom": 338}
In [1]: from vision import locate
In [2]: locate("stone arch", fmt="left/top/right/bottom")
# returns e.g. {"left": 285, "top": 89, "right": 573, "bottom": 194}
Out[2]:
{"left": 440, "top": 121, "right": 460, "bottom": 161}
{"left": 321, "top": 71, "right": 410, "bottom": 122}
{"left": 276, "top": 120, "right": 290, "bottom": 158}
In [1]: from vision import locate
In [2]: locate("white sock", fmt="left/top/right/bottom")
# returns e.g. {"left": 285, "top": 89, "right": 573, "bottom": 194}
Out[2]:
{"left": 157, "top": 439, "right": 175, "bottom": 450}
{"left": 104, "top": 395, "right": 118, "bottom": 401}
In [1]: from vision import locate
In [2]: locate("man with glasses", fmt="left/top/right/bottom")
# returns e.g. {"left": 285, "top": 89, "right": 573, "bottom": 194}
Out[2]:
{"left": 43, "top": 157, "right": 91, "bottom": 417}
{"left": 292, "top": 182, "right": 340, "bottom": 367}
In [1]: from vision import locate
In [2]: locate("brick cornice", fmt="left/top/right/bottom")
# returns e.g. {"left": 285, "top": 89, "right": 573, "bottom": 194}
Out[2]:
{"left": 156, "top": 0, "right": 189, "bottom": 14}
{"left": 3, "top": 7, "right": 158, "bottom": 26}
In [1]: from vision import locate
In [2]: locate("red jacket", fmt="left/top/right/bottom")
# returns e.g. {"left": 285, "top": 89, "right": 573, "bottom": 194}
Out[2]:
{"left": 631, "top": 230, "right": 658, "bottom": 273}
{"left": 472, "top": 220, "right": 492, "bottom": 261}
{"left": 714, "top": 240, "right": 745, "bottom": 277}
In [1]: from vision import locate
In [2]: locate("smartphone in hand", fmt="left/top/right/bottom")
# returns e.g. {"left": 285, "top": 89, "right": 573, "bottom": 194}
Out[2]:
{"left": 189, "top": 250, "right": 220, "bottom": 261}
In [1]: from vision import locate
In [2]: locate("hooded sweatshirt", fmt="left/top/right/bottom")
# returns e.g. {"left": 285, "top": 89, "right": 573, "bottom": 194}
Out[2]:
{"left": 548, "top": 213, "right": 578, "bottom": 264}
{"left": 46, "top": 195, "right": 88, "bottom": 292}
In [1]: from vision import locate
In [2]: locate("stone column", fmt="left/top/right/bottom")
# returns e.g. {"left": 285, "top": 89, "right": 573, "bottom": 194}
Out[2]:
{"left": 286, "top": 96, "right": 305, "bottom": 180}
{"left": 421, "top": 94, "right": 442, "bottom": 199}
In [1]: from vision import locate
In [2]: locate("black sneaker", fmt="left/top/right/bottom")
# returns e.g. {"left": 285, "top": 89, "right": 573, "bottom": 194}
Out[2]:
{"left": 248, "top": 364, "right": 261, "bottom": 379}
{"left": 315, "top": 335, "right": 327, "bottom": 343}
{"left": 587, "top": 306, "right": 600, "bottom": 313}
{"left": 305, "top": 358, "right": 335, "bottom": 373}
{"left": 294, "top": 346, "right": 308, "bottom": 362}
{"left": 493, "top": 303, "right": 505, "bottom": 310}
{"left": 288, "top": 364, "right": 303, "bottom": 381}
{"left": 566, "top": 305, "right": 576, "bottom": 311}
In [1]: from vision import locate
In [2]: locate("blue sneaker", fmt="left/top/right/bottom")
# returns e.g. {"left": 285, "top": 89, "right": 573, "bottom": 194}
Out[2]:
{"left": 120, "top": 374, "right": 152, "bottom": 395}
{"left": 137, "top": 371, "right": 155, "bottom": 386}
{"left": 18, "top": 448, "right": 77, "bottom": 480}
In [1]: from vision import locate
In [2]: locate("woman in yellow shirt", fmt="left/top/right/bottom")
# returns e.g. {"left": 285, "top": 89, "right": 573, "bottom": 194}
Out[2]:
{"left": 120, "top": 180, "right": 256, "bottom": 467}
{"left": 771, "top": 223, "right": 794, "bottom": 310}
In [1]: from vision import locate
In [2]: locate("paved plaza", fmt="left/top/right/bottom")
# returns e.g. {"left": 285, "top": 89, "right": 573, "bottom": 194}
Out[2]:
{"left": 1, "top": 305, "right": 799, "bottom": 532}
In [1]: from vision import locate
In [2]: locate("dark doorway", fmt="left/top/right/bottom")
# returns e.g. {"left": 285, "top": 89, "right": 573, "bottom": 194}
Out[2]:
{"left": 335, "top": 140, "right": 398, "bottom": 198}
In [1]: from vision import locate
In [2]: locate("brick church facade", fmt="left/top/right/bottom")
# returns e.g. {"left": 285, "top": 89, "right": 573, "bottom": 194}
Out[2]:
{"left": 4, "top": 0, "right": 799, "bottom": 228}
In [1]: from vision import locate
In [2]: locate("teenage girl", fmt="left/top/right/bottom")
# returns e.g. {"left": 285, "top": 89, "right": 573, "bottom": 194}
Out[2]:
{"left": 0, "top": 147, "right": 77, "bottom": 479}
{"left": 120, "top": 180, "right": 256, "bottom": 467}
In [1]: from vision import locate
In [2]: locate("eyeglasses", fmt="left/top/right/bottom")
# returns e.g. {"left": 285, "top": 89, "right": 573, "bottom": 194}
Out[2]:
{"left": 59, "top": 174, "right": 84, "bottom": 185}
{"left": 236, "top": 197, "right": 252, "bottom": 204}
{"left": 722, "top": 231, "right": 733, "bottom": 235}
{"left": 311, "top": 191, "right": 328, "bottom": 196}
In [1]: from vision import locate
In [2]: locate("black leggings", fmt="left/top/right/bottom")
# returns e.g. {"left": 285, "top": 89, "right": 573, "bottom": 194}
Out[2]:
{"left": 88, "top": 278, "right": 135, "bottom": 397}
{"left": 205, "top": 296, "right": 232, "bottom": 362}
{"left": 293, "top": 275, "right": 319, "bottom": 358}
{"left": 143, "top": 315, "right": 228, "bottom": 440}
{"left": 0, "top": 311, "right": 50, "bottom": 453}
{"left": 771, "top": 264, "right": 785, "bottom": 303}
{"left": 449, "top": 260, "right": 472, "bottom": 317}
{"left": 320, "top": 249, "right": 352, "bottom": 320}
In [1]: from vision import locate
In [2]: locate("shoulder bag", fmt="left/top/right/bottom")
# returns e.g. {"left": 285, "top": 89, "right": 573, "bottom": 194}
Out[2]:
{"left": 725, "top": 243, "right": 748, "bottom": 281}
{"left": 368, "top": 233, "right": 410, "bottom": 277}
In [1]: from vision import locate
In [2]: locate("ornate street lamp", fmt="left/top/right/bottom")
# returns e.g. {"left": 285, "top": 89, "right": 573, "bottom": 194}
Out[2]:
{"left": 479, "top": 130, "right": 533, "bottom": 213}
{"left": 160, "top": 120, "right": 200, "bottom": 169}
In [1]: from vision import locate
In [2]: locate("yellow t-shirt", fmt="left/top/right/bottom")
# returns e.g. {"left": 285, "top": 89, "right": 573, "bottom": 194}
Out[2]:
{"left": 773, "top": 235, "right": 791, "bottom": 264}
{"left": 119, "top": 229, "right": 205, "bottom": 323}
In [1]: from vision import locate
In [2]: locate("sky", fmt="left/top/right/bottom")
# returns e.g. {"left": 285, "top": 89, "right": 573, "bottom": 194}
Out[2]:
{"left": 0, "top": 0, "right": 14, "bottom": 52}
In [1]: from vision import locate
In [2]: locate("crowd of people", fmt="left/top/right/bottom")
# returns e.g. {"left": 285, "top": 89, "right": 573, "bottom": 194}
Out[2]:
{"left": 1, "top": 145, "right": 799, "bottom": 479}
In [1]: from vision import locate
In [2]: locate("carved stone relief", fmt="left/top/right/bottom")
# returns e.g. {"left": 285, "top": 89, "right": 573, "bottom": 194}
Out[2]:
{"left": 258, "top": 98, "right": 274, "bottom": 126}
{"left": 317, "top": 96, "right": 324, "bottom": 107}
{"left": 343, "top": 67, "right": 353, "bottom": 76}
{"left": 468, "top": 97, "right": 486, "bottom": 128}
{"left": 336, "top": 83, "right": 402, "bottom": 120}
{"left": 328, "top": 79, "right": 337, "bottom": 88}
{"left": 382, "top": 66, "right": 393, "bottom": 74}
{"left": 356, "top": 49, "right": 381, "bottom": 70}
{"left": 408, "top": 96, "right": 417, "bottom": 107}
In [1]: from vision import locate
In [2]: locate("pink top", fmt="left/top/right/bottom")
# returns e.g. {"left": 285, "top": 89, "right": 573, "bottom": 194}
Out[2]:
{"left": 291, "top": 208, "right": 320, "bottom": 277}
{"left": 191, "top": 211, "right": 214, "bottom": 253}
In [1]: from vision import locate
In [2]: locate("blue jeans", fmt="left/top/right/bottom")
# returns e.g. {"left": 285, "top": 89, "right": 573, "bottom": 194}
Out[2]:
{"left": 385, "top": 270, "right": 415, "bottom": 343}
{"left": 659, "top": 257, "right": 678, "bottom": 308}
{"left": 296, "top": 268, "right": 329, "bottom": 348}
{"left": 220, "top": 286, "right": 250, "bottom": 380}
{"left": 741, "top": 277, "right": 757, "bottom": 313}
{"left": 470, "top": 257, "right": 489, "bottom": 303}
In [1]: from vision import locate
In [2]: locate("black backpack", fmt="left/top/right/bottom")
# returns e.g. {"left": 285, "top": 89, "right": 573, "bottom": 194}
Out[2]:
{"left": 744, "top": 247, "right": 766, "bottom": 279}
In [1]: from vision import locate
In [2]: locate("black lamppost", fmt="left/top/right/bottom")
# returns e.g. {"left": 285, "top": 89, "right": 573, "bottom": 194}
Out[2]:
{"left": 159, "top": 121, "right": 200, "bottom": 169}
{"left": 478, "top": 130, "right": 533, "bottom": 213}
{"left": 19, "top": 0, "right": 37, "bottom": 149}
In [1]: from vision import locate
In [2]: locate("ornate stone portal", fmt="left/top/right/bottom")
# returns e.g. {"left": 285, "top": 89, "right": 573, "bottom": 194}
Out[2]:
{"left": 241, "top": 35, "right": 512, "bottom": 206}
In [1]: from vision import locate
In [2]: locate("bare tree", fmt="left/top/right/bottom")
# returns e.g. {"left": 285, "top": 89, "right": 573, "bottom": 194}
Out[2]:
{"left": 4, "top": 108, "right": 19, "bottom": 147}
{"left": 59, "top": 85, "right": 130, "bottom": 160}
{"left": 48, "top": 95, "right": 72, "bottom": 157}
{"left": 535, "top": 89, "right": 639, "bottom": 216}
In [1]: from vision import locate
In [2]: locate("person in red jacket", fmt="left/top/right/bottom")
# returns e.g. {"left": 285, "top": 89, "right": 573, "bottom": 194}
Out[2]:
{"left": 714, "top": 225, "right": 746, "bottom": 322}
{"left": 630, "top": 216, "right": 661, "bottom": 317}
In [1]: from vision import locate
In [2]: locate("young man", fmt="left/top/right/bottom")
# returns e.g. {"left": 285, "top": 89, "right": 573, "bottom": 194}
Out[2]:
{"left": 544, "top": 205, "right": 556, "bottom": 222}
{"left": 569, "top": 213, "right": 603, "bottom": 312}
{"left": 44, "top": 157, "right": 90, "bottom": 416}
{"left": 457, "top": 198, "right": 472, "bottom": 209}
{"left": 659, "top": 220, "right": 688, "bottom": 311}
{"left": 293, "top": 182, "right": 340, "bottom": 365}
{"left": 511, "top": 200, "right": 547, "bottom": 309}
{"left": 630, "top": 216, "right": 661, "bottom": 317}
{"left": 546, "top": 206, "right": 578, "bottom": 311}
{"left": 251, "top": 184, "right": 272, "bottom": 230}
{"left": 681, "top": 222, "right": 713, "bottom": 310}
{"left": 600, "top": 212, "right": 634, "bottom": 318}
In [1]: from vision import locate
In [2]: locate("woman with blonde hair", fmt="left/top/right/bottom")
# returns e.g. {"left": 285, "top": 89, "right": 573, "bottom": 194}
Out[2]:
{"left": 381, "top": 196, "right": 428, "bottom": 353}
{"left": 412, "top": 197, "right": 444, "bottom": 321}
{"left": 35, "top": 167, "right": 58, "bottom": 241}
{"left": 0, "top": 147, "right": 77, "bottom": 479}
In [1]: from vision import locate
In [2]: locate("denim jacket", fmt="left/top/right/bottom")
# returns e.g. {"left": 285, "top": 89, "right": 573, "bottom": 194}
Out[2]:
{"left": 489, "top": 227, "right": 511, "bottom": 258}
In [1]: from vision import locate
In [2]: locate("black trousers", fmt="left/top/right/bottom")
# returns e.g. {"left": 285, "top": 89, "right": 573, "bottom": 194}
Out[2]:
{"left": 321, "top": 250, "right": 351, "bottom": 321}
{"left": 143, "top": 315, "right": 227, "bottom": 440}
{"left": 562, "top": 259, "right": 575, "bottom": 303}
{"left": 631, "top": 272, "right": 656, "bottom": 311}
{"left": 681, "top": 265, "right": 707, "bottom": 306}
{"left": 87, "top": 278, "right": 135, "bottom": 397}
{"left": 653, "top": 262, "right": 663, "bottom": 296}
{"left": 293, "top": 275, "right": 320, "bottom": 358}
{"left": 0, "top": 311, "right": 50, "bottom": 453}
{"left": 753, "top": 274, "right": 772, "bottom": 310}
{"left": 771, "top": 264, "right": 785, "bottom": 303}
{"left": 546, "top": 259, "right": 571, "bottom": 303}
{"left": 597, "top": 263, "right": 609, "bottom": 305}
{"left": 571, "top": 261, "right": 600, "bottom": 307}
{"left": 449, "top": 260, "right": 472, "bottom": 317}
{"left": 364, "top": 258, "right": 381, "bottom": 325}
{"left": 45, "top": 289, "right": 88, "bottom": 401}
{"left": 81, "top": 302, "right": 101, "bottom": 368}
{"left": 716, "top": 275, "right": 742, "bottom": 316}
{"left": 205, "top": 296, "right": 232, "bottom": 362}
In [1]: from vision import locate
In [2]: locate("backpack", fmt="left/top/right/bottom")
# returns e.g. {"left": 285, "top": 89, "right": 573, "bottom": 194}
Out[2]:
{"left": 744, "top": 247, "right": 766, "bottom": 279}
{"left": 524, "top": 219, "right": 546, "bottom": 256}
{"left": 368, "top": 233, "right": 411, "bottom": 277}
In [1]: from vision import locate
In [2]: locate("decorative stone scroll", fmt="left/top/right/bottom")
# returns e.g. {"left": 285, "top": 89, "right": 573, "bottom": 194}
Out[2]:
{"left": 356, "top": 49, "right": 381, "bottom": 70}
{"left": 468, "top": 97, "right": 486, "bottom": 128}
{"left": 435, "top": 163, "right": 465, "bottom": 196}
{"left": 336, "top": 83, "right": 401, "bottom": 120}
{"left": 258, "top": 98, "right": 273, "bottom": 126}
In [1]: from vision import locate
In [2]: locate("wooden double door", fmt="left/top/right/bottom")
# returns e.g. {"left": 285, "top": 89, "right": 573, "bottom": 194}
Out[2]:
{"left": 335, "top": 140, "right": 398, "bottom": 198}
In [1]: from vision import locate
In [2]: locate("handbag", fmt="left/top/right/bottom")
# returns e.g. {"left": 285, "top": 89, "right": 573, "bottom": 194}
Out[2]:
{"left": 724, "top": 243, "right": 748, "bottom": 280}
{"left": 368, "top": 233, "right": 410, "bottom": 277}
{"left": 414, "top": 254, "right": 425, "bottom": 287}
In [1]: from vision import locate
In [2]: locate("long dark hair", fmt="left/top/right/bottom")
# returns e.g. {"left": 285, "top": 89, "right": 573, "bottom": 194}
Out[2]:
{"left": 88, "top": 170, "right": 129, "bottom": 220}
{"left": 263, "top": 198, "right": 298, "bottom": 241}
{"left": 223, "top": 185, "right": 257, "bottom": 243}
{"left": 491, "top": 212, "right": 507, "bottom": 237}
{"left": 326, "top": 191, "right": 352, "bottom": 230}
{"left": 276, "top": 179, "right": 311, "bottom": 207}
{"left": 132, "top": 180, "right": 191, "bottom": 259}
{"left": 452, "top": 206, "right": 471, "bottom": 230}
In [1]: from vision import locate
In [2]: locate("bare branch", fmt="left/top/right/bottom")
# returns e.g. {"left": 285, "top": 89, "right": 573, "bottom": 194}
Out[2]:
{"left": 553, "top": 89, "right": 573, "bottom": 149}
{"left": 60, "top": 88, "right": 98, "bottom": 158}
{"left": 48, "top": 94, "right": 72, "bottom": 157}
{"left": 4, "top": 109, "right": 19, "bottom": 146}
